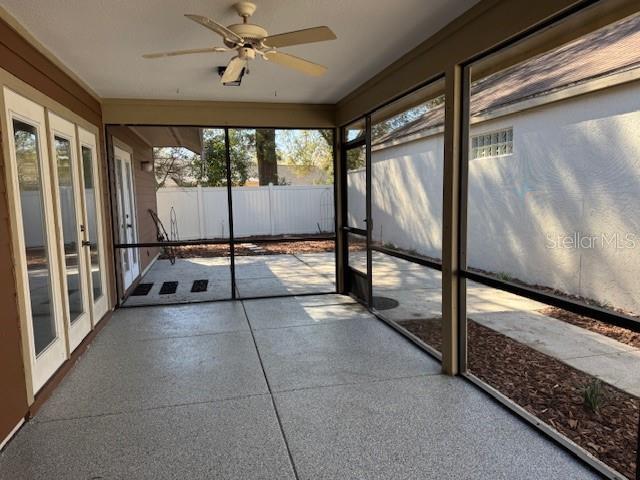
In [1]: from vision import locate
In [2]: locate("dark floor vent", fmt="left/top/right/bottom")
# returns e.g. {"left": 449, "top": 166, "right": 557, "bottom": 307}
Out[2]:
{"left": 131, "top": 283, "right": 153, "bottom": 296}
{"left": 372, "top": 296, "right": 400, "bottom": 311}
{"left": 159, "top": 281, "right": 179, "bottom": 295}
{"left": 191, "top": 280, "right": 209, "bottom": 293}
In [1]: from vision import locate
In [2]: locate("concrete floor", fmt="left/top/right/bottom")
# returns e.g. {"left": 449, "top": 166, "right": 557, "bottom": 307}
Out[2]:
{"left": 0, "top": 295, "right": 600, "bottom": 479}
{"left": 124, "top": 251, "right": 640, "bottom": 396}
{"left": 122, "top": 253, "right": 336, "bottom": 306}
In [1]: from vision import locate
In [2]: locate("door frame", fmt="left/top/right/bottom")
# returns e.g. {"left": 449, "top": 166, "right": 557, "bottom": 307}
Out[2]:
{"left": 340, "top": 118, "right": 373, "bottom": 306}
{"left": 1, "top": 87, "right": 67, "bottom": 395}
{"left": 47, "top": 112, "right": 92, "bottom": 351}
{"left": 113, "top": 142, "right": 140, "bottom": 291}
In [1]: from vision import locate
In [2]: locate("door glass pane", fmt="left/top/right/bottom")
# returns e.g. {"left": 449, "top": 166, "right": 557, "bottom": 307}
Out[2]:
{"left": 116, "top": 157, "right": 128, "bottom": 272}
{"left": 346, "top": 145, "right": 366, "bottom": 229}
{"left": 55, "top": 136, "right": 83, "bottom": 323}
{"left": 347, "top": 232, "right": 367, "bottom": 273}
{"left": 124, "top": 162, "right": 137, "bottom": 264}
{"left": 14, "top": 119, "right": 57, "bottom": 355}
{"left": 82, "top": 146, "right": 103, "bottom": 300}
{"left": 345, "top": 119, "right": 365, "bottom": 143}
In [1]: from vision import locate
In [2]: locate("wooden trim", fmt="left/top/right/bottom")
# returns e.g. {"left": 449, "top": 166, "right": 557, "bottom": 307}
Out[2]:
{"left": 101, "top": 98, "right": 336, "bottom": 128}
{"left": 27, "top": 310, "right": 113, "bottom": 418}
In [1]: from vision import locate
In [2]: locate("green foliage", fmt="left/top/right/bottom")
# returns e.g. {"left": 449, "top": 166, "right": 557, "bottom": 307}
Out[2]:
{"left": 276, "top": 129, "right": 334, "bottom": 183}
{"left": 14, "top": 125, "right": 40, "bottom": 190}
{"left": 583, "top": 379, "right": 605, "bottom": 413}
{"left": 346, "top": 147, "right": 365, "bottom": 170}
{"left": 496, "top": 272, "right": 513, "bottom": 282}
{"left": 191, "top": 129, "right": 252, "bottom": 187}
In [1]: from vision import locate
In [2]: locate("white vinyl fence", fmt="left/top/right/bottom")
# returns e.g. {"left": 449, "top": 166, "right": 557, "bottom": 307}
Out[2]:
{"left": 156, "top": 185, "right": 334, "bottom": 240}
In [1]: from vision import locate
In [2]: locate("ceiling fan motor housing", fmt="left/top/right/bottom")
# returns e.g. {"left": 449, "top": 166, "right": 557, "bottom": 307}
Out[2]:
{"left": 227, "top": 23, "right": 268, "bottom": 46}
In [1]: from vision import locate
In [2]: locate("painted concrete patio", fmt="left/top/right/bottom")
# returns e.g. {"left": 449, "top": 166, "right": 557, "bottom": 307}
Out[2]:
{"left": 0, "top": 295, "right": 598, "bottom": 479}
{"left": 122, "top": 252, "right": 336, "bottom": 306}
{"left": 123, "top": 250, "right": 640, "bottom": 397}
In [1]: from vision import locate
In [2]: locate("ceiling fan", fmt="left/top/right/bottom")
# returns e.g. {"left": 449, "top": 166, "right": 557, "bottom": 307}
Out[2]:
{"left": 142, "top": 1, "right": 336, "bottom": 85}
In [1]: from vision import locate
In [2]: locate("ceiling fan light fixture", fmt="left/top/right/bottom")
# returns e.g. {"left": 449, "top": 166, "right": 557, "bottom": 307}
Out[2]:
{"left": 217, "top": 65, "right": 246, "bottom": 86}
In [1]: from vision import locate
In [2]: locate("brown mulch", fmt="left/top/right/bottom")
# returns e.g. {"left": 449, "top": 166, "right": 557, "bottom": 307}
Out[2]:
{"left": 398, "top": 318, "right": 442, "bottom": 353}
{"left": 541, "top": 307, "right": 640, "bottom": 350}
{"left": 398, "top": 318, "right": 639, "bottom": 479}
{"left": 160, "top": 240, "right": 335, "bottom": 259}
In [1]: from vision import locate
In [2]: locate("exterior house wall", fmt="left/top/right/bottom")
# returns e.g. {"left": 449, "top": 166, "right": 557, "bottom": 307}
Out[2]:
{"left": 0, "top": 16, "right": 107, "bottom": 444}
{"left": 360, "top": 80, "right": 640, "bottom": 313}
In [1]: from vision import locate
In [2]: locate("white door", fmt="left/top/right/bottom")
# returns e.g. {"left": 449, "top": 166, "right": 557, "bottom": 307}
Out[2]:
{"left": 47, "top": 113, "right": 91, "bottom": 351}
{"left": 114, "top": 145, "right": 139, "bottom": 290}
{"left": 3, "top": 88, "right": 67, "bottom": 393}
{"left": 78, "top": 127, "right": 109, "bottom": 323}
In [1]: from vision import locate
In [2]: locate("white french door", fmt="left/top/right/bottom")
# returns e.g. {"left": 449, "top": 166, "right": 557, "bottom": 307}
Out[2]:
{"left": 48, "top": 113, "right": 92, "bottom": 351}
{"left": 2, "top": 87, "right": 110, "bottom": 396}
{"left": 78, "top": 127, "right": 109, "bottom": 323}
{"left": 3, "top": 88, "right": 67, "bottom": 392}
{"left": 113, "top": 145, "right": 140, "bottom": 290}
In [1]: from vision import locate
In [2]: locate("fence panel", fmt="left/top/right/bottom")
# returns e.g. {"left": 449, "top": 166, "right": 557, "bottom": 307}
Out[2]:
{"left": 155, "top": 185, "right": 334, "bottom": 240}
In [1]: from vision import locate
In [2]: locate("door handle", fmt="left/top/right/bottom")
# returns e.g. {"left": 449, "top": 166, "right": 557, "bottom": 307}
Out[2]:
{"left": 82, "top": 240, "right": 92, "bottom": 247}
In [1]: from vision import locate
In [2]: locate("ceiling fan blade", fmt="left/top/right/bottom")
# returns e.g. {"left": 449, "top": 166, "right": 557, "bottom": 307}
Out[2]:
{"left": 185, "top": 14, "right": 244, "bottom": 44}
{"left": 142, "top": 47, "right": 227, "bottom": 59}
{"left": 265, "top": 26, "right": 336, "bottom": 48}
{"left": 264, "top": 51, "right": 327, "bottom": 76}
{"left": 221, "top": 56, "right": 246, "bottom": 84}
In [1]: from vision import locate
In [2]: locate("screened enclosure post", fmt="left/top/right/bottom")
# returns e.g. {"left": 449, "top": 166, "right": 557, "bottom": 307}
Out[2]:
{"left": 224, "top": 128, "right": 237, "bottom": 300}
{"left": 333, "top": 127, "right": 346, "bottom": 293}
{"left": 441, "top": 65, "right": 464, "bottom": 375}
{"left": 105, "top": 129, "right": 123, "bottom": 306}
{"left": 335, "top": 127, "right": 348, "bottom": 294}
{"left": 365, "top": 116, "right": 373, "bottom": 307}
{"left": 457, "top": 66, "right": 471, "bottom": 374}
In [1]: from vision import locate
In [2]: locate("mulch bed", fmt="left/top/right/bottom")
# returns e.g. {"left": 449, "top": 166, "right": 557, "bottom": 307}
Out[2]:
{"left": 541, "top": 307, "right": 640, "bottom": 350}
{"left": 398, "top": 318, "right": 639, "bottom": 479}
{"left": 159, "top": 240, "right": 335, "bottom": 259}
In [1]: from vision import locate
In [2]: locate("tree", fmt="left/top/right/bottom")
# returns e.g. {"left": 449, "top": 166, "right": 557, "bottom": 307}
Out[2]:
{"left": 153, "top": 147, "right": 197, "bottom": 189}
{"left": 192, "top": 129, "right": 251, "bottom": 186}
{"left": 276, "top": 129, "right": 334, "bottom": 183}
{"left": 371, "top": 96, "right": 444, "bottom": 141}
{"left": 255, "top": 129, "right": 278, "bottom": 185}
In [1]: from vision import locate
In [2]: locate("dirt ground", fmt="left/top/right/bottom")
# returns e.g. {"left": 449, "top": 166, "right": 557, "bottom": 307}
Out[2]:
{"left": 398, "top": 317, "right": 639, "bottom": 479}
{"left": 159, "top": 240, "right": 336, "bottom": 259}
{"left": 541, "top": 307, "right": 640, "bottom": 349}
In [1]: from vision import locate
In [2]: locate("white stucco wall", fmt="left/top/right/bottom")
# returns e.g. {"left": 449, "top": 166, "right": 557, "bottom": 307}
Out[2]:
{"left": 353, "top": 80, "right": 640, "bottom": 313}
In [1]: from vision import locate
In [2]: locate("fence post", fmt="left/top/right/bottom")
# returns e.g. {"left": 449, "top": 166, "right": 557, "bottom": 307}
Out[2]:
{"left": 268, "top": 183, "right": 275, "bottom": 236}
{"left": 197, "top": 185, "right": 205, "bottom": 239}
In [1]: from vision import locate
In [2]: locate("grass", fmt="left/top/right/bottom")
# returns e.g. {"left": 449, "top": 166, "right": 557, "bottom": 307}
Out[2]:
{"left": 583, "top": 379, "right": 606, "bottom": 413}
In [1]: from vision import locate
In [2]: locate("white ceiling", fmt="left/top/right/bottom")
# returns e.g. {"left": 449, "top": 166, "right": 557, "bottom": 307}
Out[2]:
{"left": 1, "top": 0, "right": 479, "bottom": 103}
